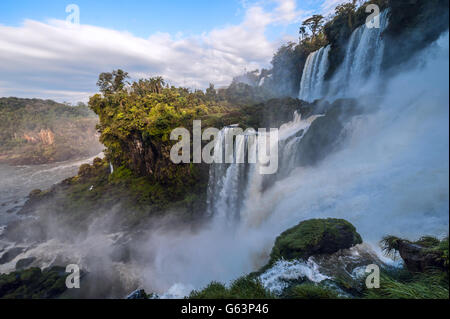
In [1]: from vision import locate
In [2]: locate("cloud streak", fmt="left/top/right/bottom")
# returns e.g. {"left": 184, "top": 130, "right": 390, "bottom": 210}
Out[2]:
{"left": 0, "top": 0, "right": 328, "bottom": 102}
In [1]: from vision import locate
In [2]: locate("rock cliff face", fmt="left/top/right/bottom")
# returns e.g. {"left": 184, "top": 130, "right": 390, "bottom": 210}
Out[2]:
{"left": 0, "top": 98, "right": 103, "bottom": 165}
{"left": 23, "top": 129, "right": 55, "bottom": 145}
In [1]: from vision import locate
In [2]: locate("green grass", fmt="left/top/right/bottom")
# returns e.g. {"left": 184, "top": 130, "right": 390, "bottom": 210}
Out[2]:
{"left": 189, "top": 277, "right": 274, "bottom": 299}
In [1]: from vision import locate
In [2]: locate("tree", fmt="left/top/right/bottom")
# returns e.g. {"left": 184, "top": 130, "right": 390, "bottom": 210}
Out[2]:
{"left": 206, "top": 83, "right": 217, "bottom": 100}
{"left": 335, "top": 2, "right": 357, "bottom": 28}
{"left": 299, "top": 26, "right": 307, "bottom": 41}
{"left": 131, "top": 76, "right": 166, "bottom": 95}
{"left": 97, "top": 69, "right": 130, "bottom": 95}
{"left": 302, "top": 15, "right": 324, "bottom": 40}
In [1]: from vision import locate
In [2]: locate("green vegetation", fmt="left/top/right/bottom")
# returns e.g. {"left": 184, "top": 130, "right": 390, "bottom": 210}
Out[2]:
{"left": 284, "top": 283, "right": 340, "bottom": 299}
{"left": 0, "top": 97, "right": 101, "bottom": 164}
{"left": 189, "top": 277, "right": 274, "bottom": 299}
{"left": 364, "top": 270, "right": 448, "bottom": 299}
{"left": 0, "top": 267, "right": 68, "bottom": 299}
{"left": 269, "top": 218, "right": 362, "bottom": 264}
{"left": 255, "top": 0, "right": 447, "bottom": 97}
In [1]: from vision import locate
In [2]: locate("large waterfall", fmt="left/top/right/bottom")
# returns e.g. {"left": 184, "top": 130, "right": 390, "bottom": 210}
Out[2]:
{"left": 206, "top": 112, "right": 321, "bottom": 226}
{"left": 140, "top": 24, "right": 449, "bottom": 297}
{"left": 299, "top": 10, "right": 390, "bottom": 101}
{"left": 206, "top": 126, "right": 254, "bottom": 224}
{"left": 298, "top": 45, "right": 330, "bottom": 102}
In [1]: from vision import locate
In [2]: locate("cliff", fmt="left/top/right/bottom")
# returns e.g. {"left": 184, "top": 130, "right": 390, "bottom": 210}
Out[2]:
{"left": 0, "top": 98, "right": 103, "bottom": 165}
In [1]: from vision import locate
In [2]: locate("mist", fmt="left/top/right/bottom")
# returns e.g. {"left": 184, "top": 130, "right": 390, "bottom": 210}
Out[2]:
{"left": 1, "top": 28, "right": 448, "bottom": 300}
{"left": 128, "top": 31, "right": 449, "bottom": 296}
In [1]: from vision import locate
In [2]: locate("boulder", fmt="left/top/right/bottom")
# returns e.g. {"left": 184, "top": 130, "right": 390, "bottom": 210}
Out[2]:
{"left": 269, "top": 218, "right": 363, "bottom": 264}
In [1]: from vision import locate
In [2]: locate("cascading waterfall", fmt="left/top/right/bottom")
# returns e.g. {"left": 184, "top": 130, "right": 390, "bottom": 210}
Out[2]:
{"left": 206, "top": 112, "right": 321, "bottom": 226}
{"left": 134, "top": 30, "right": 448, "bottom": 298}
{"left": 298, "top": 10, "right": 390, "bottom": 101}
{"left": 206, "top": 127, "right": 255, "bottom": 224}
{"left": 298, "top": 45, "right": 331, "bottom": 102}
{"left": 329, "top": 9, "right": 390, "bottom": 97}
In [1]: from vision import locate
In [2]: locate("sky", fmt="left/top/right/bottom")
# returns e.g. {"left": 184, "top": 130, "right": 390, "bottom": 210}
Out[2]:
{"left": 0, "top": 0, "right": 347, "bottom": 103}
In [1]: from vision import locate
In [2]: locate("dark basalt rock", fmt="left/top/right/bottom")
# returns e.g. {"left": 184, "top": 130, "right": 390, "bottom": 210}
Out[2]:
{"left": 0, "top": 247, "right": 25, "bottom": 264}
{"left": 15, "top": 257, "right": 36, "bottom": 270}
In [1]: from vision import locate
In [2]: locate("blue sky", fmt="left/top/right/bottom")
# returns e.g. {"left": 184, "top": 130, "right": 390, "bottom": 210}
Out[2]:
{"left": 0, "top": 0, "right": 346, "bottom": 102}
{"left": 0, "top": 1, "right": 245, "bottom": 37}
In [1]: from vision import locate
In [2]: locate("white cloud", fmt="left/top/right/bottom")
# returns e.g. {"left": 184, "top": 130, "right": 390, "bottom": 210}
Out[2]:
{"left": 0, "top": 0, "right": 336, "bottom": 102}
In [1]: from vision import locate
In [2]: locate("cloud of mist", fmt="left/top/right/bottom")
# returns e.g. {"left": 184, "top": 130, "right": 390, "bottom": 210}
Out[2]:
{"left": 130, "top": 31, "right": 449, "bottom": 296}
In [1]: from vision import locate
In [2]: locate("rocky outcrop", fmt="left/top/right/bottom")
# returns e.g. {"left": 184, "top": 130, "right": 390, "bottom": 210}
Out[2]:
{"left": 382, "top": 236, "right": 449, "bottom": 273}
{"left": 296, "top": 98, "right": 363, "bottom": 167}
{"left": 0, "top": 97, "right": 102, "bottom": 165}
{"left": 0, "top": 266, "right": 68, "bottom": 299}
{"left": 23, "top": 129, "right": 55, "bottom": 145}
{"left": 269, "top": 218, "right": 363, "bottom": 264}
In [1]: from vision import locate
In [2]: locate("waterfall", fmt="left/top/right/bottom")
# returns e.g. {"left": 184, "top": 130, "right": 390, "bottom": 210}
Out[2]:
{"left": 206, "top": 127, "right": 255, "bottom": 224}
{"left": 328, "top": 9, "right": 390, "bottom": 97}
{"left": 298, "top": 45, "right": 330, "bottom": 102}
{"left": 298, "top": 10, "right": 390, "bottom": 101}
{"left": 206, "top": 112, "right": 321, "bottom": 226}
{"left": 110, "top": 162, "right": 114, "bottom": 174}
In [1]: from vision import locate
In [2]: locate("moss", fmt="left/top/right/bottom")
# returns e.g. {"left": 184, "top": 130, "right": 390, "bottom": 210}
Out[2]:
{"left": 285, "top": 283, "right": 340, "bottom": 299}
{"left": 189, "top": 277, "right": 274, "bottom": 299}
{"left": 0, "top": 267, "right": 69, "bottom": 299}
{"left": 269, "top": 218, "right": 362, "bottom": 264}
{"left": 189, "top": 282, "right": 230, "bottom": 299}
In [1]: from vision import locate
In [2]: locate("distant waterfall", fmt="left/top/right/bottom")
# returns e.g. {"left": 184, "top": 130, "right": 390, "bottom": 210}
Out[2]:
{"left": 298, "top": 10, "right": 390, "bottom": 101}
{"left": 329, "top": 9, "right": 390, "bottom": 97}
{"left": 298, "top": 45, "right": 331, "bottom": 102}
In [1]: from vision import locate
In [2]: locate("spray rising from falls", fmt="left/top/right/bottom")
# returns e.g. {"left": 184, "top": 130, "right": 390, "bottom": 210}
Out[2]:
{"left": 138, "top": 31, "right": 448, "bottom": 297}
{"left": 298, "top": 45, "right": 331, "bottom": 102}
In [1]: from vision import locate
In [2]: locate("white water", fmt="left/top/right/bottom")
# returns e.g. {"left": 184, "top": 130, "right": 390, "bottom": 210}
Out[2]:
{"left": 206, "top": 112, "right": 321, "bottom": 226}
{"left": 298, "top": 10, "right": 390, "bottom": 101}
{"left": 1, "top": 14, "right": 448, "bottom": 299}
{"left": 139, "top": 31, "right": 449, "bottom": 297}
{"left": 299, "top": 45, "right": 331, "bottom": 102}
{"left": 259, "top": 259, "right": 329, "bottom": 294}
{"left": 329, "top": 10, "right": 390, "bottom": 97}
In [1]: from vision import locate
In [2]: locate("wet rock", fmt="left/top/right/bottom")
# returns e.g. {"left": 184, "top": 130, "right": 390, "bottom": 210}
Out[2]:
{"left": 126, "top": 289, "right": 149, "bottom": 299}
{"left": 15, "top": 257, "right": 36, "bottom": 270}
{"left": 296, "top": 99, "right": 363, "bottom": 167}
{"left": 0, "top": 247, "right": 25, "bottom": 264}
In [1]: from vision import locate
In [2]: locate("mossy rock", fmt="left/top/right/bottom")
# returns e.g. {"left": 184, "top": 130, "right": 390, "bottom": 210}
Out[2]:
{"left": 0, "top": 266, "right": 69, "bottom": 299}
{"left": 269, "top": 218, "right": 362, "bottom": 264}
